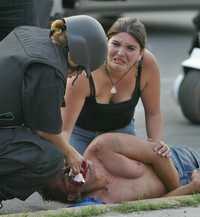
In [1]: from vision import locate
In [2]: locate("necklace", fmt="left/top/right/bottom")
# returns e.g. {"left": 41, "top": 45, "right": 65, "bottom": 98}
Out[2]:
{"left": 105, "top": 66, "right": 130, "bottom": 95}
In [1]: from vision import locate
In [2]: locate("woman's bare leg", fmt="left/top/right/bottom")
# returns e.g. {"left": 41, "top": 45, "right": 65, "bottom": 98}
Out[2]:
{"left": 85, "top": 133, "right": 180, "bottom": 191}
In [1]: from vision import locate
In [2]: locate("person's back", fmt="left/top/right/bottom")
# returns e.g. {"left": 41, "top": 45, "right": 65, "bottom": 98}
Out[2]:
{"left": 0, "top": 26, "right": 67, "bottom": 128}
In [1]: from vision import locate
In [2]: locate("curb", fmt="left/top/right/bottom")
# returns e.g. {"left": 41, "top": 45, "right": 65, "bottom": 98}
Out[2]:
{"left": 1, "top": 194, "right": 200, "bottom": 217}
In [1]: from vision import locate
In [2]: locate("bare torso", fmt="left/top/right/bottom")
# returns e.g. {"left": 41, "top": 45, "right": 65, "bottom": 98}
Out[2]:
{"left": 84, "top": 153, "right": 166, "bottom": 203}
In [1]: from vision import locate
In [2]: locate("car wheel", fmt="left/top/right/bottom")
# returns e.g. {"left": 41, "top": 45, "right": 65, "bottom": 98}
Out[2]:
{"left": 178, "top": 70, "right": 200, "bottom": 124}
{"left": 62, "top": 0, "right": 76, "bottom": 9}
{"left": 97, "top": 15, "right": 120, "bottom": 32}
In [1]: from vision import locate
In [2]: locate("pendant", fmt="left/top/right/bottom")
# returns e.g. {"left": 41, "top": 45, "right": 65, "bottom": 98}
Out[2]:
{"left": 110, "top": 86, "right": 117, "bottom": 94}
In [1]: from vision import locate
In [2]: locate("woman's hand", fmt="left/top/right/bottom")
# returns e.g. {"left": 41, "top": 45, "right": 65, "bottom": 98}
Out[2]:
{"left": 66, "top": 147, "right": 84, "bottom": 175}
{"left": 150, "top": 139, "right": 171, "bottom": 158}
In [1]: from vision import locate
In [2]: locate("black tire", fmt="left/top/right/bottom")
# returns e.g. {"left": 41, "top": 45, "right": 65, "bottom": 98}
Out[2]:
{"left": 178, "top": 70, "right": 200, "bottom": 124}
{"left": 97, "top": 15, "right": 120, "bottom": 32}
{"left": 62, "top": 0, "right": 76, "bottom": 9}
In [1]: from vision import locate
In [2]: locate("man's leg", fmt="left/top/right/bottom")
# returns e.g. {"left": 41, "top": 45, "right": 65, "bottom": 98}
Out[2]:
{"left": 85, "top": 133, "right": 180, "bottom": 191}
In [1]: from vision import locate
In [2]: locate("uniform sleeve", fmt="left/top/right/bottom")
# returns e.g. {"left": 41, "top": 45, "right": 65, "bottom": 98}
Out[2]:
{"left": 23, "top": 63, "right": 65, "bottom": 133}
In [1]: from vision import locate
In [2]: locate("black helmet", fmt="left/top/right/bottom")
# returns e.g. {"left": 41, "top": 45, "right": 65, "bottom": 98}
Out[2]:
{"left": 63, "top": 15, "right": 107, "bottom": 76}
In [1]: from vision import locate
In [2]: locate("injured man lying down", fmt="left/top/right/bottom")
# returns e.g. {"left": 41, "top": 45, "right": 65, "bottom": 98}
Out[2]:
{"left": 40, "top": 133, "right": 200, "bottom": 204}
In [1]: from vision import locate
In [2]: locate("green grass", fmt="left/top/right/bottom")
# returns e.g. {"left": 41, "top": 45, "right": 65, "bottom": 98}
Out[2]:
{"left": 47, "top": 206, "right": 108, "bottom": 217}
{"left": 2, "top": 194, "right": 200, "bottom": 217}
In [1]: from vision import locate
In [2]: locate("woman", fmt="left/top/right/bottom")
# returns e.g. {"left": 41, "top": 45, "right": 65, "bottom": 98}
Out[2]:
{"left": 0, "top": 13, "right": 107, "bottom": 194}
{"left": 62, "top": 17, "right": 164, "bottom": 154}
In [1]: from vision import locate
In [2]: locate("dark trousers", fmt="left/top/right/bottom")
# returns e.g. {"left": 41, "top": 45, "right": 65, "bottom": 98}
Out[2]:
{"left": 0, "top": 127, "right": 64, "bottom": 201}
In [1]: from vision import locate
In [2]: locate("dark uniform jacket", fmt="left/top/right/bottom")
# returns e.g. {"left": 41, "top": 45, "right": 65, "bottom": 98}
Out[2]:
{"left": 0, "top": 26, "right": 67, "bottom": 129}
{"left": 0, "top": 26, "right": 67, "bottom": 201}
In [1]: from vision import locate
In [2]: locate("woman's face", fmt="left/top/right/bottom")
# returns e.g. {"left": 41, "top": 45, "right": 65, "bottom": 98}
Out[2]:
{"left": 107, "top": 32, "right": 143, "bottom": 73}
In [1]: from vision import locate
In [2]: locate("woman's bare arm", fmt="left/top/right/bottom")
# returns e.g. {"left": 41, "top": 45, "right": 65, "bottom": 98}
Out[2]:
{"left": 61, "top": 73, "right": 90, "bottom": 141}
{"left": 141, "top": 49, "right": 164, "bottom": 141}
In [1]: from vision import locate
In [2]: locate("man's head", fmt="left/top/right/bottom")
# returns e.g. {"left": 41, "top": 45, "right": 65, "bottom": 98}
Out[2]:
{"left": 39, "top": 162, "right": 97, "bottom": 203}
{"left": 39, "top": 169, "right": 83, "bottom": 203}
{"left": 50, "top": 15, "right": 107, "bottom": 77}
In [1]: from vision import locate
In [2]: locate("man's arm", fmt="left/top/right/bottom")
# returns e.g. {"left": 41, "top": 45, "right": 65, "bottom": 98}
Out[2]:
{"left": 164, "top": 170, "right": 200, "bottom": 197}
{"left": 86, "top": 133, "right": 180, "bottom": 191}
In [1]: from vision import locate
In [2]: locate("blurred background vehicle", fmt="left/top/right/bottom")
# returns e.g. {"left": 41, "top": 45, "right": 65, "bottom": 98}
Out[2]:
{"left": 53, "top": 0, "right": 200, "bottom": 14}
{"left": 174, "top": 12, "right": 200, "bottom": 124}
{"left": 51, "top": 0, "right": 200, "bottom": 31}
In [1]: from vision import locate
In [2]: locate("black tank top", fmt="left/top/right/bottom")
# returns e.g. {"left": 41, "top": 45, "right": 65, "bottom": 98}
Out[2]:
{"left": 76, "top": 62, "right": 142, "bottom": 131}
